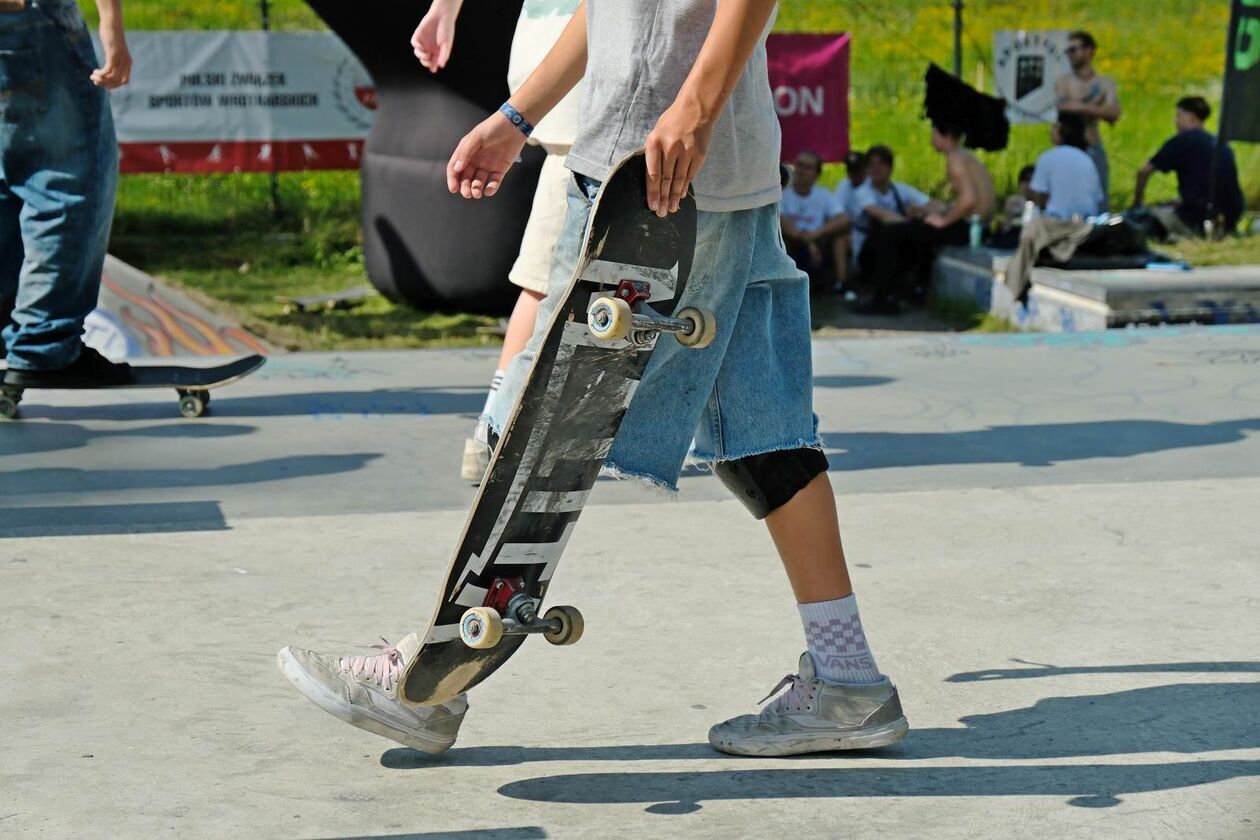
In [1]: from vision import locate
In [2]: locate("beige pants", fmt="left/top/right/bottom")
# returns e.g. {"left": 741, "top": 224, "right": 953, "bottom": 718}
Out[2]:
{"left": 508, "top": 143, "right": 572, "bottom": 294}
{"left": 1148, "top": 204, "right": 1200, "bottom": 241}
{"left": 1003, "top": 216, "right": 1094, "bottom": 301}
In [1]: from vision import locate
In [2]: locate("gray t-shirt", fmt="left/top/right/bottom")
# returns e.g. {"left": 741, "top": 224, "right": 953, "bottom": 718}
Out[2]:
{"left": 566, "top": 1, "right": 782, "bottom": 212}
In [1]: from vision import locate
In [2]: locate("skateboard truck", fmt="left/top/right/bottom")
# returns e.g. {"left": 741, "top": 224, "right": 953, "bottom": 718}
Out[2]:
{"left": 459, "top": 577, "right": 584, "bottom": 650}
{"left": 588, "top": 280, "right": 717, "bottom": 349}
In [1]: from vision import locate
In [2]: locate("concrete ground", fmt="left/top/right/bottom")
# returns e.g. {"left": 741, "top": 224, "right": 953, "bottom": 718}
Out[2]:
{"left": 3, "top": 326, "right": 1259, "bottom": 839}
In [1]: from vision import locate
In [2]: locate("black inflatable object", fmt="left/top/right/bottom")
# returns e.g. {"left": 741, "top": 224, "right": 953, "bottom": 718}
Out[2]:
{"left": 305, "top": 0, "right": 544, "bottom": 315}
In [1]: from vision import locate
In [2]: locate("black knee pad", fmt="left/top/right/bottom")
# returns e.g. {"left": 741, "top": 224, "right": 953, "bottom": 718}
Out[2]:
{"left": 714, "top": 447, "right": 829, "bottom": 519}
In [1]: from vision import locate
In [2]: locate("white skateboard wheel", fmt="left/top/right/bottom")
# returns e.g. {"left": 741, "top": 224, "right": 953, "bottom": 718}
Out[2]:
{"left": 588, "top": 297, "right": 633, "bottom": 342}
{"left": 543, "top": 605, "right": 584, "bottom": 646}
{"left": 675, "top": 306, "right": 717, "bottom": 349}
{"left": 460, "top": 606, "right": 504, "bottom": 649}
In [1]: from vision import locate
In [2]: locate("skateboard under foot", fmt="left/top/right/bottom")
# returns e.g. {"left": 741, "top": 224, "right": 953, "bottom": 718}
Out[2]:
{"left": 0, "top": 354, "right": 266, "bottom": 420}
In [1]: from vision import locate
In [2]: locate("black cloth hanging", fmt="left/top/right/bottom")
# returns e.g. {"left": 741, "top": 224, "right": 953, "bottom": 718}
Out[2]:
{"left": 923, "top": 63, "right": 1010, "bottom": 152}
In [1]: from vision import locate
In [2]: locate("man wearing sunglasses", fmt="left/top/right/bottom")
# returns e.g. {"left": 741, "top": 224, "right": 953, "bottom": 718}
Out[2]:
{"left": 1054, "top": 30, "right": 1121, "bottom": 208}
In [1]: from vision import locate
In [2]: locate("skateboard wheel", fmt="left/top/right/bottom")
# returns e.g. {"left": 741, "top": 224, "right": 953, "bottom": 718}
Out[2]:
{"left": 460, "top": 606, "right": 504, "bottom": 650}
{"left": 675, "top": 306, "right": 717, "bottom": 349}
{"left": 588, "top": 297, "right": 633, "bottom": 342}
{"left": 542, "top": 605, "right": 584, "bottom": 646}
{"left": 0, "top": 390, "right": 20, "bottom": 421}
{"left": 177, "top": 390, "right": 208, "bottom": 418}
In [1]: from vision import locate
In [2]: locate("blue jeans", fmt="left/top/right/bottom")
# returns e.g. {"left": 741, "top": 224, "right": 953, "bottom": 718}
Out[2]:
{"left": 490, "top": 174, "right": 820, "bottom": 491}
{"left": 0, "top": 0, "right": 116, "bottom": 370}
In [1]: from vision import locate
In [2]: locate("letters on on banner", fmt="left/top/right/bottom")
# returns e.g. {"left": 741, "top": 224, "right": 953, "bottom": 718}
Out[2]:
{"left": 101, "top": 31, "right": 375, "bottom": 174}
{"left": 767, "top": 33, "right": 852, "bottom": 163}
{"left": 107, "top": 31, "right": 853, "bottom": 173}
{"left": 992, "top": 30, "right": 1072, "bottom": 124}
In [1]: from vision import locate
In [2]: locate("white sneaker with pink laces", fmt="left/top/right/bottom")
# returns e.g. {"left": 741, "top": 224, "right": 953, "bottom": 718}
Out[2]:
{"left": 277, "top": 632, "right": 467, "bottom": 753}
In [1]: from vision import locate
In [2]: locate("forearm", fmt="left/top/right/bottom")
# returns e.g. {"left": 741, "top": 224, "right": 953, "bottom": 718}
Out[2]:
{"left": 817, "top": 214, "right": 851, "bottom": 237}
{"left": 942, "top": 192, "right": 976, "bottom": 225}
{"left": 673, "top": 0, "right": 778, "bottom": 126}
{"left": 1133, "top": 168, "right": 1152, "bottom": 207}
{"left": 94, "top": 0, "right": 123, "bottom": 29}
{"left": 507, "top": 2, "right": 587, "bottom": 125}
{"left": 780, "top": 217, "right": 803, "bottom": 241}
{"left": 864, "top": 206, "right": 905, "bottom": 224}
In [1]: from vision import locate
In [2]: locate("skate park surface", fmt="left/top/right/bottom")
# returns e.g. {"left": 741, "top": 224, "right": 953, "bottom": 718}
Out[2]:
{"left": 2, "top": 326, "right": 1259, "bottom": 838}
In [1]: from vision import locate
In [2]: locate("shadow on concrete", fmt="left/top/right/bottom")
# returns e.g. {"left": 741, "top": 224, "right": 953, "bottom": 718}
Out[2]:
{"left": 823, "top": 418, "right": 1260, "bottom": 470}
{"left": 0, "top": 501, "right": 227, "bottom": 538}
{"left": 319, "top": 830, "right": 545, "bottom": 840}
{"left": 22, "top": 388, "right": 485, "bottom": 422}
{"left": 386, "top": 681, "right": 1259, "bottom": 767}
{"left": 2, "top": 454, "right": 381, "bottom": 496}
{"left": 495, "top": 759, "right": 1260, "bottom": 813}
{"left": 949, "top": 658, "right": 1260, "bottom": 682}
{"left": 387, "top": 681, "right": 1260, "bottom": 811}
{"left": 0, "top": 422, "right": 255, "bottom": 458}
{"left": 812, "top": 375, "right": 895, "bottom": 390}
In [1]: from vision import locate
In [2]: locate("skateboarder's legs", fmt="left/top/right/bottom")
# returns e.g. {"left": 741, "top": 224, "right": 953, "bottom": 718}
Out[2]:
{"left": 0, "top": 0, "right": 118, "bottom": 374}
{"left": 489, "top": 178, "right": 819, "bottom": 494}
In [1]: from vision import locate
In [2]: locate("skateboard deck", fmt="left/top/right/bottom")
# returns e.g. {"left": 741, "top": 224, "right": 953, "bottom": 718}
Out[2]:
{"left": 402, "top": 150, "right": 701, "bottom": 705}
{"left": 277, "top": 286, "right": 373, "bottom": 315}
{"left": 0, "top": 354, "right": 266, "bottom": 419}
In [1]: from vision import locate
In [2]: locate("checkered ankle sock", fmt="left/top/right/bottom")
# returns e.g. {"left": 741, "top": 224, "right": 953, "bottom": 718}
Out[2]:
{"left": 798, "top": 594, "right": 882, "bottom": 685}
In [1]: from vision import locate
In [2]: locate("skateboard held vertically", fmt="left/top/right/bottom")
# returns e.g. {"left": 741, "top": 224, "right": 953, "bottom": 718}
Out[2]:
{"left": 401, "top": 150, "right": 711, "bottom": 705}
{"left": 0, "top": 354, "right": 266, "bottom": 420}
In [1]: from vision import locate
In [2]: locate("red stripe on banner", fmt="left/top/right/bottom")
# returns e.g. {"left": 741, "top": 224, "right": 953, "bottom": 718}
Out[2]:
{"left": 118, "top": 139, "right": 366, "bottom": 174}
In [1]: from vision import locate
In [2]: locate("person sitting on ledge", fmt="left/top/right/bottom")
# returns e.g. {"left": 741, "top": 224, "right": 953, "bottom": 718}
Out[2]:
{"left": 856, "top": 123, "right": 996, "bottom": 314}
{"left": 1133, "top": 95, "right": 1244, "bottom": 240}
{"left": 1030, "top": 112, "right": 1104, "bottom": 220}
{"left": 779, "top": 149, "right": 852, "bottom": 294}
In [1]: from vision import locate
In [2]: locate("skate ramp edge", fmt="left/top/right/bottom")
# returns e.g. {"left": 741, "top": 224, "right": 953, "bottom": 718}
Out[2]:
{"left": 88, "top": 255, "right": 275, "bottom": 359}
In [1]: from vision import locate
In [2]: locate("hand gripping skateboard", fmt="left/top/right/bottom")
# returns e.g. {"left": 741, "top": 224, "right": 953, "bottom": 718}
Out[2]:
{"left": 401, "top": 149, "right": 712, "bottom": 705}
{"left": 0, "top": 354, "right": 266, "bottom": 420}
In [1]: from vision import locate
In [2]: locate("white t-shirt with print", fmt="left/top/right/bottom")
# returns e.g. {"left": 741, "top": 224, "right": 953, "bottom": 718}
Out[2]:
{"left": 780, "top": 185, "right": 842, "bottom": 234}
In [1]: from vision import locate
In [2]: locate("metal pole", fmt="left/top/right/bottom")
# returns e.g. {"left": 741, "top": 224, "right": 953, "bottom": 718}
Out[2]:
{"left": 953, "top": 0, "right": 964, "bottom": 77}
{"left": 259, "top": 0, "right": 281, "bottom": 219}
{"left": 1206, "top": 0, "right": 1242, "bottom": 240}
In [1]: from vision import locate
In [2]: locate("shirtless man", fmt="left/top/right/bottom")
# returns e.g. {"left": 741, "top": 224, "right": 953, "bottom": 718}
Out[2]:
{"left": 1054, "top": 30, "right": 1121, "bottom": 205}
{"left": 857, "top": 122, "right": 995, "bottom": 313}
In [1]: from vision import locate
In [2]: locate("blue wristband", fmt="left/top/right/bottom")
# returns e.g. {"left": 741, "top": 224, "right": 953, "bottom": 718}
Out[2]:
{"left": 499, "top": 102, "right": 534, "bottom": 138}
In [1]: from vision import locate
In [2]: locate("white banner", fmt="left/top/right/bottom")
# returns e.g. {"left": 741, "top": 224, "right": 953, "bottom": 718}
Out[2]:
{"left": 97, "top": 31, "right": 376, "bottom": 173}
{"left": 992, "top": 30, "right": 1072, "bottom": 124}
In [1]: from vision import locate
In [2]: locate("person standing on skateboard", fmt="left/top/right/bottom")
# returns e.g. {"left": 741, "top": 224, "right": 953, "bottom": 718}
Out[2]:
{"left": 280, "top": 0, "right": 908, "bottom": 758}
{"left": 1, "top": 0, "right": 134, "bottom": 388}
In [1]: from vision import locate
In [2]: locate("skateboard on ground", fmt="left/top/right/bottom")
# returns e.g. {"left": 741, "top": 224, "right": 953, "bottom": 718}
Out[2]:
{"left": 0, "top": 354, "right": 266, "bottom": 420}
{"left": 402, "top": 149, "right": 711, "bottom": 705}
{"left": 276, "top": 286, "right": 374, "bottom": 315}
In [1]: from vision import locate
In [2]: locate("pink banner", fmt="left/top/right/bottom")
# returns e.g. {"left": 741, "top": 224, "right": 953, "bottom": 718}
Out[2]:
{"left": 767, "top": 33, "right": 851, "bottom": 163}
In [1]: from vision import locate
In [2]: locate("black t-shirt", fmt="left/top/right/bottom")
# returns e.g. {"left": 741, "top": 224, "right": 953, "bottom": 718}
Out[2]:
{"left": 1150, "top": 128, "right": 1245, "bottom": 231}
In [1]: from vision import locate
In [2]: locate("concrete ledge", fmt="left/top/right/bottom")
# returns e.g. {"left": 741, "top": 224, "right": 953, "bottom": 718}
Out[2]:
{"left": 933, "top": 245, "right": 1260, "bottom": 332}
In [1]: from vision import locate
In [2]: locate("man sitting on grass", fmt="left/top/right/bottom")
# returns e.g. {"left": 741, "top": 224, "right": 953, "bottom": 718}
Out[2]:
{"left": 1134, "top": 96, "right": 1244, "bottom": 240}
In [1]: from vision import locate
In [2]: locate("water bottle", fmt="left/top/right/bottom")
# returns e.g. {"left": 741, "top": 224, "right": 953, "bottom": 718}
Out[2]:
{"left": 1022, "top": 200, "right": 1040, "bottom": 227}
{"left": 968, "top": 214, "right": 983, "bottom": 249}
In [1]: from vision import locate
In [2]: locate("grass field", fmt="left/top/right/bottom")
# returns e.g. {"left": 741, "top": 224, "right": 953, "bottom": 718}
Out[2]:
{"left": 83, "top": 0, "right": 1259, "bottom": 348}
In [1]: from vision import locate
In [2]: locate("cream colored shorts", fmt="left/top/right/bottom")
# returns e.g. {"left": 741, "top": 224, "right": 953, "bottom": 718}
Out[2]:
{"left": 508, "top": 143, "right": 572, "bottom": 293}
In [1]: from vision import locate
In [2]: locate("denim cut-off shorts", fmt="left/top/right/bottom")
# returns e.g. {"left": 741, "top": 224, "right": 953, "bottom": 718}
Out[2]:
{"left": 489, "top": 173, "right": 821, "bottom": 492}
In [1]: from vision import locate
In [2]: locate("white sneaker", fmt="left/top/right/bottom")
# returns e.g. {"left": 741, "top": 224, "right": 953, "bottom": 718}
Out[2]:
{"left": 460, "top": 436, "right": 492, "bottom": 483}
{"left": 277, "top": 632, "right": 467, "bottom": 753}
{"left": 709, "top": 652, "right": 908, "bottom": 757}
